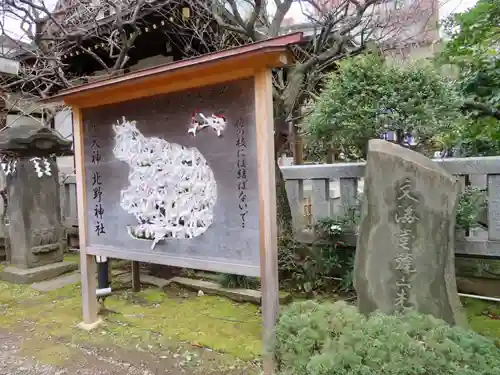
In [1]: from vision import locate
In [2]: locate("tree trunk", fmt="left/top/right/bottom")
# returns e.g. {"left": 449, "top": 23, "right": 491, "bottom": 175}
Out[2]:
{"left": 292, "top": 124, "right": 304, "bottom": 165}
{"left": 274, "top": 118, "right": 293, "bottom": 237}
{"left": 275, "top": 158, "right": 292, "bottom": 236}
{"left": 274, "top": 65, "right": 307, "bottom": 238}
{"left": 326, "top": 147, "right": 335, "bottom": 163}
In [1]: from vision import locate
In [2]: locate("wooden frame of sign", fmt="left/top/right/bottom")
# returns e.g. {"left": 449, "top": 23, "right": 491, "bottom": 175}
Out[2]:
{"left": 42, "top": 32, "right": 302, "bottom": 374}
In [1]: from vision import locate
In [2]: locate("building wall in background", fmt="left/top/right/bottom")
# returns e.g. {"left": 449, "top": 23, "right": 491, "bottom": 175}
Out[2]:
{"left": 312, "top": 0, "right": 440, "bottom": 53}
{"left": 53, "top": 108, "right": 74, "bottom": 175}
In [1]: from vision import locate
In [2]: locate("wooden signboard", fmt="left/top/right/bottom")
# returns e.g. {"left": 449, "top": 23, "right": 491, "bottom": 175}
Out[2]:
{"left": 43, "top": 33, "right": 302, "bottom": 374}
{"left": 84, "top": 78, "right": 262, "bottom": 276}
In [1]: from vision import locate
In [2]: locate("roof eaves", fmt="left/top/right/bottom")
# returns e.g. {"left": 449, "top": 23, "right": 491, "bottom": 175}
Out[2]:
{"left": 40, "top": 32, "right": 303, "bottom": 104}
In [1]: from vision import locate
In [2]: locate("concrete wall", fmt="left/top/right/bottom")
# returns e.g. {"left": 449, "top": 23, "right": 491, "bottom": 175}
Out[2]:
{"left": 53, "top": 109, "right": 74, "bottom": 175}
{"left": 6, "top": 114, "right": 41, "bottom": 127}
{"left": 385, "top": 41, "right": 442, "bottom": 63}
{"left": 128, "top": 55, "right": 173, "bottom": 71}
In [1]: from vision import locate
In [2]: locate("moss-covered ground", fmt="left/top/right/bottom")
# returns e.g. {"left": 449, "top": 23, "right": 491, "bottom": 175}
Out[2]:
{"left": 0, "top": 256, "right": 262, "bottom": 373}
{"left": 2, "top": 254, "right": 500, "bottom": 373}
{"left": 462, "top": 296, "right": 500, "bottom": 345}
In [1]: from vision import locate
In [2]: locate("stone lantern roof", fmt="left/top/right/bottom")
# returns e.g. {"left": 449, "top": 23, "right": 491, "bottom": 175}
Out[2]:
{"left": 0, "top": 124, "right": 72, "bottom": 156}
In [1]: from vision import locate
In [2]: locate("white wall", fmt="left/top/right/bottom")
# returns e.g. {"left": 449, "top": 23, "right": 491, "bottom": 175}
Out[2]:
{"left": 53, "top": 109, "right": 74, "bottom": 175}
{"left": 128, "top": 55, "right": 173, "bottom": 71}
{"left": 6, "top": 114, "right": 41, "bottom": 127}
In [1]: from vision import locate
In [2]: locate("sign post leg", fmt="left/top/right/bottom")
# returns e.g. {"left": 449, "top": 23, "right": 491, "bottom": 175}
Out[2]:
{"left": 254, "top": 69, "right": 280, "bottom": 375}
{"left": 73, "top": 107, "right": 100, "bottom": 329}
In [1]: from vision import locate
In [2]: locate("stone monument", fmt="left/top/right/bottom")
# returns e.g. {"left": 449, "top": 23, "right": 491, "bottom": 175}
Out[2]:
{"left": 0, "top": 124, "right": 78, "bottom": 284}
{"left": 354, "top": 139, "right": 467, "bottom": 326}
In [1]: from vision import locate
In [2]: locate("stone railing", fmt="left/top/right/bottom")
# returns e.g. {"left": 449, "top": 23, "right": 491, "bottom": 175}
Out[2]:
{"left": 58, "top": 156, "right": 500, "bottom": 257}
{"left": 59, "top": 174, "right": 79, "bottom": 241}
{"left": 281, "top": 156, "right": 500, "bottom": 258}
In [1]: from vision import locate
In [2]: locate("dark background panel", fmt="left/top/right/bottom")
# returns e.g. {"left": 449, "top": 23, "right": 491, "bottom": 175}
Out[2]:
{"left": 82, "top": 78, "right": 261, "bottom": 271}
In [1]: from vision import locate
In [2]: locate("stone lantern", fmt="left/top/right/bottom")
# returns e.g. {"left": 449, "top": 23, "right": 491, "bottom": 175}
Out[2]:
{"left": 0, "top": 124, "right": 78, "bottom": 283}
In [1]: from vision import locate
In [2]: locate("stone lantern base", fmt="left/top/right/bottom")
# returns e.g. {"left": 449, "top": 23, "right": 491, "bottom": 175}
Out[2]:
{"left": 0, "top": 261, "right": 78, "bottom": 284}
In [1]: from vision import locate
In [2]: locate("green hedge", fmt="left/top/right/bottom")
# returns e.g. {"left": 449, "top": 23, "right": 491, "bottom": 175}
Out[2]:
{"left": 273, "top": 300, "right": 500, "bottom": 375}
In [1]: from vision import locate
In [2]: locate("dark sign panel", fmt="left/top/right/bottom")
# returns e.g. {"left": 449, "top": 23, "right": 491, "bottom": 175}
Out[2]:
{"left": 82, "top": 78, "right": 260, "bottom": 276}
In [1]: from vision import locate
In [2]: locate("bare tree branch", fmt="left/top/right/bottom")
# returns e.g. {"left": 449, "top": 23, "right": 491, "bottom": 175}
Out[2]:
{"left": 463, "top": 100, "right": 500, "bottom": 120}
{"left": 0, "top": 0, "right": 440, "bottom": 133}
{"left": 268, "top": 0, "right": 293, "bottom": 37}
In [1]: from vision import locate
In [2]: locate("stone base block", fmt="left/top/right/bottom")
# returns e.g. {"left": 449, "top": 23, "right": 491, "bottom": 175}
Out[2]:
{"left": 117, "top": 272, "right": 173, "bottom": 289}
{"left": 457, "top": 276, "right": 500, "bottom": 298}
{"left": 170, "top": 277, "right": 292, "bottom": 305}
{"left": 31, "top": 271, "right": 81, "bottom": 292}
{"left": 171, "top": 277, "right": 261, "bottom": 304}
{"left": 0, "top": 261, "right": 78, "bottom": 284}
{"left": 77, "top": 318, "right": 103, "bottom": 331}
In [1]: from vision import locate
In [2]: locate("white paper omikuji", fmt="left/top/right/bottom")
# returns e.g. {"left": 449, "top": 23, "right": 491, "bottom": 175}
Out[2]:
{"left": 30, "top": 157, "right": 52, "bottom": 178}
{"left": 1, "top": 162, "right": 9, "bottom": 176}
{"left": 1, "top": 158, "right": 18, "bottom": 176}
{"left": 30, "top": 157, "right": 44, "bottom": 178}
{"left": 188, "top": 112, "right": 227, "bottom": 137}
{"left": 112, "top": 116, "right": 224, "bottom": 250}
{"left": 42, "top": 158, "right": 52, "bottom": 176}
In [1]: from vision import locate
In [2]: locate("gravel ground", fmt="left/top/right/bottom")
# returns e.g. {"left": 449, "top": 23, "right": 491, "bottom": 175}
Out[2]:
{"left": 0, "top": 331, "right": 158, "bottom": 375}
{"left": 0, "top": 329, "right": 259, "bottom": 375}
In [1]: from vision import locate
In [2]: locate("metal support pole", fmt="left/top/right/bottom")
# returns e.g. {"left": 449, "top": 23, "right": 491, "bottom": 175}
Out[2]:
{"left": 96, "top": 256, "right": 111, "bottom": 298}
{"left": 132, "top": 261, "right": 141, "bottom": 292}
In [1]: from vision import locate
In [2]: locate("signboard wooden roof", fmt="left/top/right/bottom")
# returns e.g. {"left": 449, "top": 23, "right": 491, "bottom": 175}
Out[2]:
{"left": 43, "top": 32, "right": 303, "bottom": 108}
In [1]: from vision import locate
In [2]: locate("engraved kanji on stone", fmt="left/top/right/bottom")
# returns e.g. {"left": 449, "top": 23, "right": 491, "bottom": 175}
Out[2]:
{"left": 395, "top": 253, "right": 416, "bottom": 275}
{"left": 397, "top": 228, "right": 413, "bottom": 251}
{"left": 395, "top": 205, "right": 419, "bottom": 224}
{"left": 397, "top": 178, "right": 419, "bottom": 202}
{"left": 395, "top": 288, "right": 409, "bottom": 310}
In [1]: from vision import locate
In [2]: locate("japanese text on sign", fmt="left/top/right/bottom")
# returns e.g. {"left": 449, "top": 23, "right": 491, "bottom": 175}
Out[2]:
{"left": 236, "top": 119, "right": 248, "bottom": 228}
{"left": 90, "top": 126, "right": 106, "bottom": 236}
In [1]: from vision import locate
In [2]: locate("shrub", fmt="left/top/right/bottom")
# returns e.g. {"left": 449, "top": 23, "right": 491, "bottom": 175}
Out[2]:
{"left": 217, "top": 273, "right": 260, "bottom": 289}
{"left": 302, "top": 54, "right": 464, "bottom": 160}
{"left": 456, "top": 186, "right": 487, "bottom": 230}
{"left": 278, "top": 234, "right": 355, "bottom": 294}
{"left": 274, "top": 300, "right": 500, "bottom": 375}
